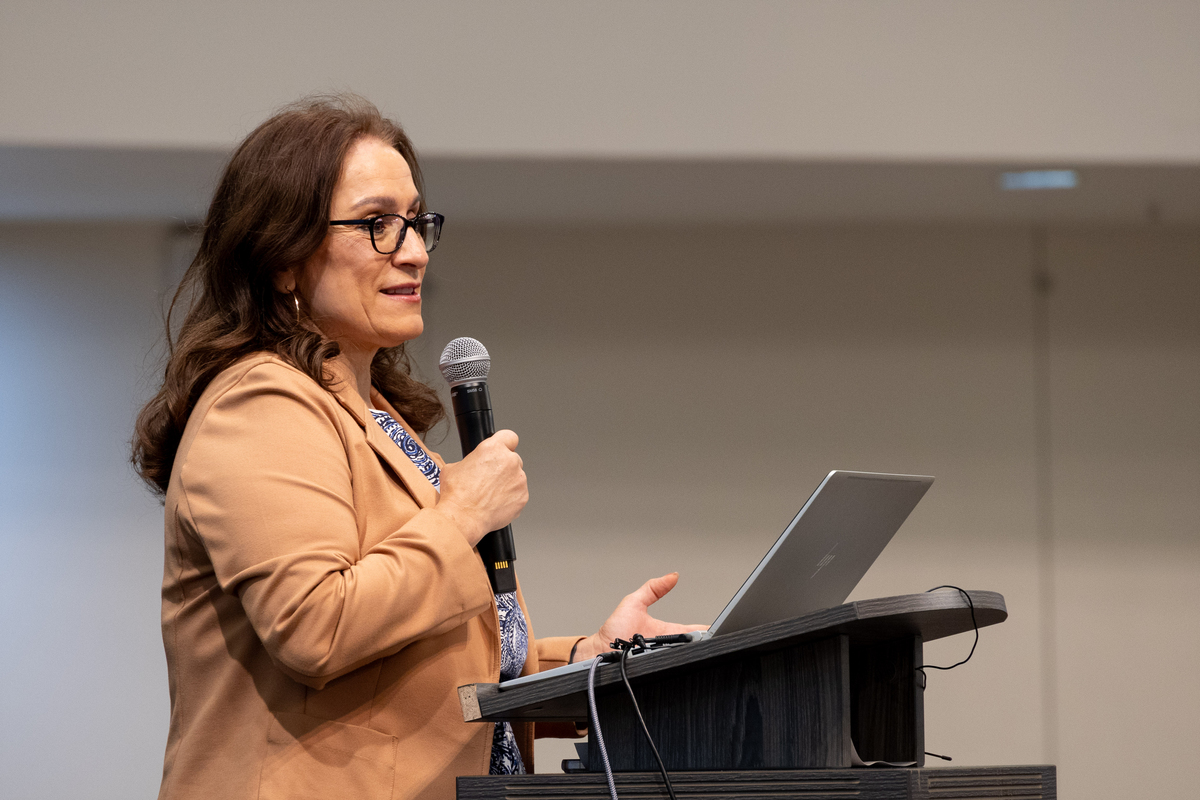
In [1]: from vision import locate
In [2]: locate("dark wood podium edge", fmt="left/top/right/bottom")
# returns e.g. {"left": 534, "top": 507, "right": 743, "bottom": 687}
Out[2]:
{"left": 457, "top": 764, "right": 1057, "bottom": 800}
{"left": 460, "top": 589, "right": 1006, "bottom": 723}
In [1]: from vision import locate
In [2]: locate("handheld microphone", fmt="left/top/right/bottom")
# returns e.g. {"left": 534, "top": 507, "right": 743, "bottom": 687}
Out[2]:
{"left": 438, "top": 337, "right": 518, "bottom": 594}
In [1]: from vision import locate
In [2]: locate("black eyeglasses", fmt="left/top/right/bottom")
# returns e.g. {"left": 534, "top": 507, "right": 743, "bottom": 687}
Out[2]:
{"left": 329, "top": 212, "right": 444, "bottom": 255}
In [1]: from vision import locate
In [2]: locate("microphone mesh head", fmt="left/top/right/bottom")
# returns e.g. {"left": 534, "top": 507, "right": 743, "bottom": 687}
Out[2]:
{"left": 439, "top": 337, "right": 491, "bottom": 385}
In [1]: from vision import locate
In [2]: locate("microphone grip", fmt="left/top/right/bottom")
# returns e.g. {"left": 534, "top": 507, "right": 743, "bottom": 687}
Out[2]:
{"left": 478, "top": 526, "right": 517, "bottom": 594}
{"left": 450, "top": 383, "right": 518, "bottom": 594}
{"left": 453, "top": 407, "right": 494, "bottom": 456}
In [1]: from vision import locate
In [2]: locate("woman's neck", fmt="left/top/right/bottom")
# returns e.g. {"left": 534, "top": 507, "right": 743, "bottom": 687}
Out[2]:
{"left": 330, "top": 347, "right": 377, "bottom": 405}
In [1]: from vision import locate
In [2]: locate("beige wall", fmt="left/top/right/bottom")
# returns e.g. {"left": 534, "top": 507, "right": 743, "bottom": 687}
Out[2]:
{"left": 1046, "top": 230, "right": 1200, "bottom": 796}
{"left": 2, "top": 1, "right": 1199, "bottom": 162}
{"left": 0, "top": 220, "right": 1196, "bottom": 798}
{"left": 0, "top": 223, "right": 172, "bottom": 798}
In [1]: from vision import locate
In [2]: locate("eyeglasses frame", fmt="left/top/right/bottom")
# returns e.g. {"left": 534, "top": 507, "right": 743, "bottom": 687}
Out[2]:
{"left": 328, "top": 212, "right": 445, "bottom": 255}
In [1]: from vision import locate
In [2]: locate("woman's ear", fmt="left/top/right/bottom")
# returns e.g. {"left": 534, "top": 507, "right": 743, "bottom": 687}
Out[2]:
{"left": 272, "top": 269, "right": 296, "bottom": 294}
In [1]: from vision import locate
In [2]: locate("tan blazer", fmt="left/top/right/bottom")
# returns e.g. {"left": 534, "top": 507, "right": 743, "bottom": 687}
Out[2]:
{"left": 158, "top": 353, "right": 580, "bottom": 800}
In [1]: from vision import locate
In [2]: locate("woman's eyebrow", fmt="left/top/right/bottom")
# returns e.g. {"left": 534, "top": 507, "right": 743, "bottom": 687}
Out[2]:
{"left": 350, "top": 194, "right": 422, "bottom": 213}
{"left": 350, "top": 195, "right": 397, "bottom": 212}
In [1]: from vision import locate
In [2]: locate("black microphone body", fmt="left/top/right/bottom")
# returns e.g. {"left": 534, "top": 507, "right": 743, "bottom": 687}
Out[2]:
{"left": 449, "top": 379, "right": 518, "bottom": 594}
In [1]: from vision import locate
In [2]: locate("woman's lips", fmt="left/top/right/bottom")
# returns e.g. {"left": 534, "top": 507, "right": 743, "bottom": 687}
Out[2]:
{"left": 381, "top": 286, "right": 420, "bottom": 301}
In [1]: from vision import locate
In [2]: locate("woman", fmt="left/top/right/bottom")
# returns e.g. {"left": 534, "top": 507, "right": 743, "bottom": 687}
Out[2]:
{"left": 132, "top": 95, "right": 696, "bottom": 800}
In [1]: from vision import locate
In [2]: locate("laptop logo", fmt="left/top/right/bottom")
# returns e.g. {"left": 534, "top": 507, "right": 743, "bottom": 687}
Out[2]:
{"left": 811, "top": 543, "right": 838, "bottom": 579}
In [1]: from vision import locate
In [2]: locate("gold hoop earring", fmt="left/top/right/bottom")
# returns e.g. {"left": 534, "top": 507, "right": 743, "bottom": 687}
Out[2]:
{"left": 291, "top": 291, "right": 300, "bottom": 324}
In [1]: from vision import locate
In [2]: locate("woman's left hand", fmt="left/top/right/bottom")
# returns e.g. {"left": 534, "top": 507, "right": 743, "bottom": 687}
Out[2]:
{"left": 571, "top": 573, "right": 708, "bottom": 663}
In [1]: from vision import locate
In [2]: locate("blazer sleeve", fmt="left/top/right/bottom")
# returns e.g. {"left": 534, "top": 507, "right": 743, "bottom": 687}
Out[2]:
{"left": 535, "top": 636, "right": 586, "bottom": 672}
{"left": 176, "top": 362, "right": 493, "bottom": 689}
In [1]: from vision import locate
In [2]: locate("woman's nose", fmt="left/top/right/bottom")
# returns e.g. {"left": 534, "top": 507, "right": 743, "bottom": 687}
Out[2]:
{"left": 394, "top": 226, "right": 430, "bottom": 269}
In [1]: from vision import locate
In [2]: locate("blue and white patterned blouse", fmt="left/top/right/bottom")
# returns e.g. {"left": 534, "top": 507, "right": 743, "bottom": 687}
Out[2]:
{"left": 371, "top": 409, "right": 441, "bottom": 490}
{"left": 370, "top": 409, "right": 528, "bottom": 775}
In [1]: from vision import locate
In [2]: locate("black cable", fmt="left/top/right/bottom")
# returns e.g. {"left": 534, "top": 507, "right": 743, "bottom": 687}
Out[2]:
{"left": 912, "top": 586, "right": 979, "bottom": 764}
{"left": 587, "top": 656, "right": 619, "bottom": 800}
{"left": 618, "top": 646, "right": 678, "bottom": 800}
{"left": 915, "top": 585, "right": 979, "bottom": 690}
{"left": 580, "top": 633, "right": 703, "bottom": 797}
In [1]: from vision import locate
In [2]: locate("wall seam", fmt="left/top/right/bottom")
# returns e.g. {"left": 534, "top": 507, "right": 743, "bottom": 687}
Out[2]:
{"left": 1031, "top": 226, "right": 1058, "bottom": 765}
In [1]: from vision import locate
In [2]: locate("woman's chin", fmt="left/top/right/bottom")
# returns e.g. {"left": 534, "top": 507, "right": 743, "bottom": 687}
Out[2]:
{"left": 382, "top": 320, "right": 424, "bottom": 348}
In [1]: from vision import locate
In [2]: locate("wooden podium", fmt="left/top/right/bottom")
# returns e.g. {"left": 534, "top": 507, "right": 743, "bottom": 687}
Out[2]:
{"left": 457, "top": 591, "right": 1057, "bottom": 799}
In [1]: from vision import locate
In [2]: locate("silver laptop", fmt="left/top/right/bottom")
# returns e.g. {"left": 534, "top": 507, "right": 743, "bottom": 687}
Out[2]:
{"left": 709, "top": 469, "right": 932, "bottom": 635}
{"left": 498, "top": 469, "right": 932, "bottom": 690}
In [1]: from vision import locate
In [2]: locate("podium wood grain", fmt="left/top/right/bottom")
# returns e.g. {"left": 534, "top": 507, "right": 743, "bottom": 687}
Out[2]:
{"left": 598, "top": 634, "right": 852, "bottom": 770}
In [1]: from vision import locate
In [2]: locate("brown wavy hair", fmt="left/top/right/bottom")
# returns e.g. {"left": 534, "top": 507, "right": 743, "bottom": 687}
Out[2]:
{"left": 133, "top": 94, "right": 445, "bottom": 496}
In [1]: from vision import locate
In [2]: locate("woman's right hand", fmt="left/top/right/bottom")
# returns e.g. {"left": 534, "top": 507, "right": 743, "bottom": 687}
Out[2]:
{"left": 436, "top": 429, "right": 529, "bottom": 547}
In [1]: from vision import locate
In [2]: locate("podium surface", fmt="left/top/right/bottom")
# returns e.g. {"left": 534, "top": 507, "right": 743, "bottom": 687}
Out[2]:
{"left": 460, "top": 591, "right": 1006, "bottom": 772}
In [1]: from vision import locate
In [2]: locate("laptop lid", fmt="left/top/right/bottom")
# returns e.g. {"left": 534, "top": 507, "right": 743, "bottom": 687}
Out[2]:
{"left": 707, "top": 470, "right": 933, "bottom": 637}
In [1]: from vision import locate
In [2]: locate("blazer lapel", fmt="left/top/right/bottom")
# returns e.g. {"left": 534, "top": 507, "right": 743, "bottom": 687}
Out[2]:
{"left": 329, "top": 375, "right": 440, "bottom": 509}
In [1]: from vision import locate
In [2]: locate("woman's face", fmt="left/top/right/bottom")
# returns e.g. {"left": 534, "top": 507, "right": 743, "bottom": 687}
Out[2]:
{"left": 294, "top": 136, "right": 428, "bottom": 358}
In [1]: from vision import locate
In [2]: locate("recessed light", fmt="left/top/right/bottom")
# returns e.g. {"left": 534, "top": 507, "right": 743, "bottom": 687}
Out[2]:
{"left": 1001, "top": 170, "right": 1078, "bottom": 190}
